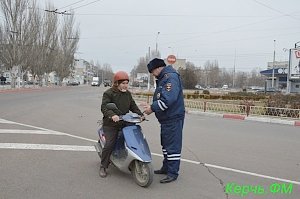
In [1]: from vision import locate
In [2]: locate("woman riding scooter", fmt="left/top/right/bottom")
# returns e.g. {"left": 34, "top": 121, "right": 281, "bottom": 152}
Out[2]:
{"left": 99, "top": 71, "right": 144, "bottom": 178}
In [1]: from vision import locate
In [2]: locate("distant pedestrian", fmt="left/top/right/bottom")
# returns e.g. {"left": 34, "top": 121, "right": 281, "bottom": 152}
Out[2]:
{"left": 0, "top": 75, "right": 6, "bottom": 85}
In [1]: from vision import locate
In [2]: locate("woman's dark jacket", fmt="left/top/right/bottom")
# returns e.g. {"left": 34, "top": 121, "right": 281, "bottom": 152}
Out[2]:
{"left": 101, "top": 87, "right": 143, "bottom": 128}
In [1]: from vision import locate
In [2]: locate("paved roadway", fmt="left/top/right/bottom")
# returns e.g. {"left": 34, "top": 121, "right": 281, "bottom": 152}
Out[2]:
{"left": 0, "top": 85, "right": 299, "bottom": 199}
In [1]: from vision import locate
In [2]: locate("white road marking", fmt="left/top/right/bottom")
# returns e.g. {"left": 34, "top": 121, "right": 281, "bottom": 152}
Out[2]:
{"left": 0, "top": 119, "right": 15, "bottom": 124}
{"left": 0, "top": 143, "right": 95, "bottom": 152}
{"left": 0, "top": 129, "right": 65, "bottom": 135}
{"left": 149, "top": 153, "right": 300, "bottom": 185}
{"left": 204, "top": 163, "right": 300, "bottom": 185}
{"left": 0, "top": 120, "right": 96, "bottom": 142}
{"left": 1, "top": 118, "right": 300, "bottom": 185}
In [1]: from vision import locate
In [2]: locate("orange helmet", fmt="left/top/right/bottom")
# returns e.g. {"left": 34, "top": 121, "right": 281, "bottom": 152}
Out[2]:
{"left": 113, "top": 71, "right": 129, "bottom": 82}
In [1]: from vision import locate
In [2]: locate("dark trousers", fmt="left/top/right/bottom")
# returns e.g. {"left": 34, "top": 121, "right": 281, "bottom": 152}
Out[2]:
{"left": 160, "top": 119, "right": 184, "bottom": 178}
{"left": 101, "top": 126, "right": 120, "bottom": 168}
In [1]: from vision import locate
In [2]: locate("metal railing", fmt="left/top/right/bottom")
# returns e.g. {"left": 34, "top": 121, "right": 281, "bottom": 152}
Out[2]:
{"left": 184, "top": 100, "right": 300, "bottom": 120}
{"left": 133, "top": 94, "right": 300, "bottom": 120}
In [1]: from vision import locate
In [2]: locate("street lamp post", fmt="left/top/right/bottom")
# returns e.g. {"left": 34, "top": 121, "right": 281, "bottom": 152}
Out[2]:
{"left": 155, "top": 32, "right": 160, "bottom": 56}
{"left": 283, "top": 48, "right": 290, "bottom": 94}
{"left": 271, "top": 40, "right": 276, "bottom": 88}
{"left": 233, "top": 49, "right": 236, "bottom": 88}
{"left": 147, "top": 46, "right": 151, "bottom": 91}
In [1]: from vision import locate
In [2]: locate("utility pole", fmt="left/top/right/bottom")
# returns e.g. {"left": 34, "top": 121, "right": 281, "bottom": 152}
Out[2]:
{"left": 155, "top": 32, "right": 160, "bottom": 57}
{"left": 147, "top": 47, "right": 151, "bottom": 90}
{"left": 286, "top": 48, "right": 291, "bottom": 94}
{"left": 233, "top": 49, "right": 236, "bottom": 88}
{"left": 295, "top": 41, "right": 300, "bottom": 48}
{"left": 271, "top": 40, "right": 276, "bottom": 88}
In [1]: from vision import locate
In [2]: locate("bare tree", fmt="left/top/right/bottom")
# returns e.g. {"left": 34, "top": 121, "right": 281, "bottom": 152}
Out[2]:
{"left": 54, "top": 13, "right": 80, "bottom": 84}
{"left": 247, "top": 69, "right": 265, "bottom": 87}
{"left": 178, "top": 61, "right": 198, "bottom": 89}
{"left": 35, "top": 2, "right": 59, "bottom": 86}
{"left": 102, "top": 63, "right": 113, "bottom": 80}
{"left": 22, "top": 0, "right": 45, "bottom": 86}
{"left": 0, "top": 23, "right": 7, "bottom": 71}
{"left": 203, "top": 60, "right": 221, "bottom": 87}
{"left": 235, "top": 71, "right": 248, "bottom": 88}
{"left": 0, "top": 0, "right": 30, "bottom": 88}
{"left": 134, "top": 57, "right": 148, "bottom": 73}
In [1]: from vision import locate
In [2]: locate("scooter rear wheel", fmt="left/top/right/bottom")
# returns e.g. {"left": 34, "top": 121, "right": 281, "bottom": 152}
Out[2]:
{"left": 131, "top": 160, "right": 153, "bottom": 187}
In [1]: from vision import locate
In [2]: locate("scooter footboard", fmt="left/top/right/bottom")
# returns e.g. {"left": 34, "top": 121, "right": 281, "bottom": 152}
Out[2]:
{"left": 122, "top": 125, "right": 152, "bottom": 162}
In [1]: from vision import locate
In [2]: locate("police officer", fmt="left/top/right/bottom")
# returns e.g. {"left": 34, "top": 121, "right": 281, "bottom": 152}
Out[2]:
{"left": 142, "top": 58, "right": 185, "bottom": 183}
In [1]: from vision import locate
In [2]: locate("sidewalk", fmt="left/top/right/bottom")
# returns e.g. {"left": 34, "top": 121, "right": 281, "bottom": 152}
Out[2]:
{"left": 187, "top": 110, "right": 300, "bottom": 127}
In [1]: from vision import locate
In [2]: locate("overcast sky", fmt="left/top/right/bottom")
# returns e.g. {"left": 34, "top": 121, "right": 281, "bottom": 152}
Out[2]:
{"left": 39, "top": 0, "right": 300, "bottom": 73}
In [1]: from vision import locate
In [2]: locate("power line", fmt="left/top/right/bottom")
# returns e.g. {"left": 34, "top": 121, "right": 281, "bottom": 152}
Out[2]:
{"left": 44, "top": 0, "right": 103, "bottom": 15}
{"left": 44, "top": 9, "right": 72, "bottom": 15}
{"left": 251, "top": 0, "right": 299, "bottom": 20}
{"left": 73, "top": 13, "right": 277, "bottom": 18}
{"left": 58, "top": 0, "right": 87, "bottom": 10}
{"left": 161, "top": 11, "right": 299, "bottom": 47}
{"left": 70, "top": 0, "right": 103, "bottom": 11}
{"left": 162, "top": 16, "right": 282, "bottom": 46}
{"left": 176, "top": 30, "right": 300, "bottom": 50}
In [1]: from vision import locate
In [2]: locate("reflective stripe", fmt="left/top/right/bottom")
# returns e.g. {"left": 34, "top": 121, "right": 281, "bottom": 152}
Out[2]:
{"left": 167, "top": 154, "right": 181, "bottom": 157}
{"left": 157, "top": 100, "right": 165, "bottom": 111}
{"left": 158, "top": 100, "right": 168, "bottom": 109}
{"left": 168, "top": 157, "right": 181, "bottom": 161}
{"left": 162, "top": 149, "right": 167, "bottom": 155}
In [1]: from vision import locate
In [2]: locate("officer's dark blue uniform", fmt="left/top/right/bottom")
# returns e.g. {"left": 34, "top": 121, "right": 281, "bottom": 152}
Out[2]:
{"left": 147, "top": 58, "right": 185, "bottom": 182}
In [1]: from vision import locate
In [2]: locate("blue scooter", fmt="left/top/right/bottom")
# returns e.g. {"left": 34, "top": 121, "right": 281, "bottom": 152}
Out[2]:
{"left": 94, "top": 103, "right": 153, "bottom": 187}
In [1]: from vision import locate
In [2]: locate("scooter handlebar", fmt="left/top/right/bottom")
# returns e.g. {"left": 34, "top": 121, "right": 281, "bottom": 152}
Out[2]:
{"left": 118, "top": 113, "right": 146, "bottom": 123}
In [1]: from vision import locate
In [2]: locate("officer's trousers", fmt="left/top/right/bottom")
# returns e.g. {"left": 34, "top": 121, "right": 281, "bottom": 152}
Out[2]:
{"left": 160, "top": 118, "right": 184, "bottom": 178}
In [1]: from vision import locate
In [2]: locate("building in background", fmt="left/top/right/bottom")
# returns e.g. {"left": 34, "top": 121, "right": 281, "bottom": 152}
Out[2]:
{"left": 260, "top": 51, "right": 300, "bottom": 93}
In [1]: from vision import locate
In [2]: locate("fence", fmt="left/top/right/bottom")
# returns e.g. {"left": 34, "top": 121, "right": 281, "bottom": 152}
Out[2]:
{"left": 184, "top": 100, "right": 300, "bottom": 119}
{"left": 133, "top": 94, "right": 300, "bottom": 120}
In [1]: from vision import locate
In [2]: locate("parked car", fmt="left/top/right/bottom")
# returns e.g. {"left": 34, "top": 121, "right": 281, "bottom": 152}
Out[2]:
{"left": 222, "top": 84, "right": 229, "bottom": 89}
{"left": 195, "top": 84, "right": 204, "bottom": 90}
{"left": 103, "top": 79, "right": 112, "bottom": 87}
{"left": 255, "top": 88, "right": 281, "bottom": 94}
{"left": 91, "top": 80, "right": 100, "bottom": 86}
{"left": 67, "top": 79, "right": 79, "bottom": 86}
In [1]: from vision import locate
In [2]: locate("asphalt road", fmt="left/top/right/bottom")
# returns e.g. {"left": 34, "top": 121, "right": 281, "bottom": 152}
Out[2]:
{"left": 0, "top": 85, "right": 299, "bottom": 199}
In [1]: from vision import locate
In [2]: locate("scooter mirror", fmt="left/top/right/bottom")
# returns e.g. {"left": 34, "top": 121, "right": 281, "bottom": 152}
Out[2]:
{"left": 106, "top": 103, "right": 118, "bottom": 110}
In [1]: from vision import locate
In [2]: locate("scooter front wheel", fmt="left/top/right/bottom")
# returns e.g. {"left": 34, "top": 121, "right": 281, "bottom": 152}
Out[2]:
{"left": 131, "top": 160, "right": 153, "bottom": 187}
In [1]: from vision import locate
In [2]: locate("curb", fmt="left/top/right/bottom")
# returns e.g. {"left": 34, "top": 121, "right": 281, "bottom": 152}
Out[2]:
{"left": 245, "top": 116, "right": 295, "bottom": 126}
{"left": 0, "top": 86, "right": 69, "bottom": 94}
{"left": 0, "top": 87, "right": 41, "bottom": 93}
{"left": 186, "top": 110, "right": 300, "bottom": 127}
{"left": 186, "top": 110, "right": 223, "bottom": 118}
{"left": 223, "top": 114, "right": 245, "bottom": 120}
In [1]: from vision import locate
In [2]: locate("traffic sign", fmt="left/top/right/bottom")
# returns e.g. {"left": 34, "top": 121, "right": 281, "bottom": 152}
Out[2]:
{"left": 167, "top": 55, "right": 176, "bottom": 64}
{"left": 289, "top": 49, "right": 300, "bottom": 79}
{"left": 295, "top": 50, "right": 300, "bottom": 58}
